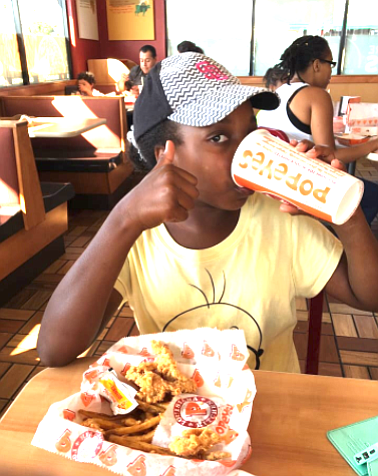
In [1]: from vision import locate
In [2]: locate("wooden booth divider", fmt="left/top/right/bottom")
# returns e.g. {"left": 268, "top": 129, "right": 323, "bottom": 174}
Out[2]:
{"left": 0, "top": 120, "right": 74, "bottom": 306}
{"left": 0, "top": 95, "right": 136, "bottom": 210}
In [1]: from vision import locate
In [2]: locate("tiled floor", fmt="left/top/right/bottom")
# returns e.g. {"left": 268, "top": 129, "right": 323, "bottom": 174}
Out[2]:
{"left": 1, "top": 158, "right": 378, "bottom": 419}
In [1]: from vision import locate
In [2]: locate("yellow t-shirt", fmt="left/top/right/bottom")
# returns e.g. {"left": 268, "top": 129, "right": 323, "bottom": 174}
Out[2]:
{"left": 114, "top": 194, "right": 343, "bottom": 373}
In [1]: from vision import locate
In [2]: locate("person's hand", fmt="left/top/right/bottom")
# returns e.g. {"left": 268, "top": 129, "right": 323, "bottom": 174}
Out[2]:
{"left": 78, "top": 83, "right": 92, "bottom": 96}
{"left": 279, "top": 143, "right": 346, "bottom": 216}
{"left": 120, "top": 72, "right": 129, "bottom": 82}
{"left": 121, "top": 141, "right": 199, "bottom": 231}
{"left": 131, "top": 86, "right": 139, "bottom": 99}
{"left": 290, "top": 139, "right": 336, "bottom": 164}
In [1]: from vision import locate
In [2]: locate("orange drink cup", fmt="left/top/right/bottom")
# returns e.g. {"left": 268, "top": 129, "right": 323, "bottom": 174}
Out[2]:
{"left": 231, "top": 129, "right": 364, "bottom": 225}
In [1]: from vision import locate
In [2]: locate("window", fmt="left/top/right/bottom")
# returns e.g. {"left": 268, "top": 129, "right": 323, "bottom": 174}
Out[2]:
{"left": 165, "top": 0, "right": 377, "bottom": 76}
{"left": 166, "top": 0, "right": 253, "bottom": 76}
{"left": 343, "top": 0, "right": 378, "bottom": 74}
{"left": 0, "top": 0, "right": 23, "bottom": 86}
{"left": 0, "top": 0, "right": 71, "bottom": 88}
{"left": 254, "top": 0, "right": 344, "bottom": 75}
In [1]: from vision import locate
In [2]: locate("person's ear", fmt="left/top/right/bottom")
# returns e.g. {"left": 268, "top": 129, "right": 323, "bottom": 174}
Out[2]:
{"left": 154, "top": 145, "right": 165, "bottom": 161}
{"left": 313, "top": 59, "right": 321, "bottom": 72}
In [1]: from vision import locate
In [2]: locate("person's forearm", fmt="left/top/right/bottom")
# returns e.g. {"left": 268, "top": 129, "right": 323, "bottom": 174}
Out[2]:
{"left": 335, "top": 138, "right": 378, "bottom": 164}
{"left": 37, "top": 198, "right": 144, "bottom": 366}
{"left": 333, "top": 207, "right": 378, "bottom": 310}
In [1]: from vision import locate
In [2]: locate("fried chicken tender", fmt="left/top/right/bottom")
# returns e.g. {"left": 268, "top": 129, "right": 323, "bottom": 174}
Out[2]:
{"left": 124, "top": 341, "right": 197, "bottom": 403}
{"left": 203, "top": 451, "right": 232, "bottom": 461}
{"left": 169, "top": 428, "right": 222, "bottom": 457}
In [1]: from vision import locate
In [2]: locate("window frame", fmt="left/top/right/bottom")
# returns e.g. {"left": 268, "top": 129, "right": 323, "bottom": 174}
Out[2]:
{"left": 4, "top": 0, "right": 73, "bottom": 87}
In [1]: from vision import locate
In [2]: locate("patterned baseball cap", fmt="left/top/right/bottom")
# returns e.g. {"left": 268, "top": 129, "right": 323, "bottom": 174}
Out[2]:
{"left": 133, "top": 52, "right": 279, "bottom": 142}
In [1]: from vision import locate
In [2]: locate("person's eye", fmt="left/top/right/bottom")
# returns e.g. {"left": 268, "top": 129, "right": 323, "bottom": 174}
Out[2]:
{"left": 210, "top": 134, "right": 228, "bottom": 143}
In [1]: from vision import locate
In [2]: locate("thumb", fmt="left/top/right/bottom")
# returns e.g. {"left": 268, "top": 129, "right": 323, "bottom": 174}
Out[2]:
{"left": 331, "top": 158, "right": 347, "bottom": 172}
{"left": 156, "top": 140, "right": 176, "bottom": 168}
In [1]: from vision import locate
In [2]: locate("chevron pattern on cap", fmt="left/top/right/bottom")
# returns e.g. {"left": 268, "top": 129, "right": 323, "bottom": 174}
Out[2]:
{"left": 159, "top": 53, "right": 270, "bottom": 127}
{"left": 170, "top": 86, "right": 259, "bottom": 127}
{"left": 161, "top": 54, "right": 239, "bottom": 111}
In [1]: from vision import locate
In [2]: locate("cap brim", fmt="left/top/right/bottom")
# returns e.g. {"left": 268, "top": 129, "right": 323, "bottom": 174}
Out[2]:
{"left": 168, "top": 85, "right": 279, "bottom": 127}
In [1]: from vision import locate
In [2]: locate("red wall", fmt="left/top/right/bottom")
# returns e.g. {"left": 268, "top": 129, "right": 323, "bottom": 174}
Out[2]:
{"left": 66, "top": 0, "right": 166, "bottom": 77}
{"left": 66, "top": 1, "right": 101, "bottom": 76}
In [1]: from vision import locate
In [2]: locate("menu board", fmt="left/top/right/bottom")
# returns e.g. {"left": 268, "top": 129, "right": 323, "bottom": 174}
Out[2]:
{"left": 106, "top": 0, "right": 155, "bottom": 41}
{"left": 76, "top": 0, "right": 99, "bottom": 41}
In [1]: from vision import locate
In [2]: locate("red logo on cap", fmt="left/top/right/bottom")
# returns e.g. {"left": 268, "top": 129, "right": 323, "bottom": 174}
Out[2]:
{"left": 196, "top": 61, "right": 228, "bottom": 80}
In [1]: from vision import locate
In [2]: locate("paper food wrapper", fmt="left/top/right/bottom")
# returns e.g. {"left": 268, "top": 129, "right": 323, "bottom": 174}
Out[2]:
{"left": 32, "top": 328, "right": 256, "bottom": 476}
{"left": 350, "top": 126, "right": 378, "bottom": 137}
{"left": 231, "top": 129, "right": 364, "bottom": 225}
{"left": 347, "top": 102, "right": 378, "bottom": 128}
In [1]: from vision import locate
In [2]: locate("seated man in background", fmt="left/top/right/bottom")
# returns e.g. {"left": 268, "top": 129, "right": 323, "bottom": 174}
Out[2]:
{"left": 117, "top": 45, "right": 157, "bottom": 92}
{"left": 76, "top": 71, "right": 104, "bottom": 97}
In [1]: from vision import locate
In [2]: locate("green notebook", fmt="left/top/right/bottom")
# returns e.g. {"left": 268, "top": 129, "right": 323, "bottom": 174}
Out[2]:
{"left": 369, "top": 460, "right": 378, "bottom": 476}
{"left": 327, "top": 416, "right": 378, "bottom": 476}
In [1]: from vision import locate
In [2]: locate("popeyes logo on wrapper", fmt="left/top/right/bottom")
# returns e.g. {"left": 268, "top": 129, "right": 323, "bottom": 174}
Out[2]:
{"left": 99, "top": 444, "right": 118, "bottom": 466}
{"left": 181, "top": 342, "right": 195, "bottom": 359}
{"left": 237, "top": 389, "right": 254, "bottom": 413}
{"left": 63, "top": 409, "right": 76, "bottom": 421}
{"left": 71, "top": 430, "right": 104, "bottom": 461}
{"left": 230, "top": 344, "right": 245, "bottom": 361}
{"left": 173, "top": 396, "right": 218, "bottom": 428}
{"left": 160, "top": 466, "right": 176, "bottom": 476}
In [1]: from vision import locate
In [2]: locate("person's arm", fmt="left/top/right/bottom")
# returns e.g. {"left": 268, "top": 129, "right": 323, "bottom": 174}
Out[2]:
{"left": 308, "top": 88, "right": 336, "bottom": 148}
{"left": 281, "top": 146, "right": 378, "bottom": 311}
{"left": 325, "top": 202, "right": 378, "bottom": 311}
{"left": 37, "top": 142, "right": 199, "bottom": 367}
{"left": 335, "top": 137, "right": 378, "bottom": 164}
{"left": 92, "top": 89, "right": 104, "bottom": 97}
{"left": 292, "top": 87, "right": 378, "bottom": 166}
{"left": 128, "top": 66, "right": 140, "bottom": 85}
{"left": 290, "top": 86, "right": 336, "bottom": 149}
{"left": 116, "top": 73, "right": 129, "bottom": 93}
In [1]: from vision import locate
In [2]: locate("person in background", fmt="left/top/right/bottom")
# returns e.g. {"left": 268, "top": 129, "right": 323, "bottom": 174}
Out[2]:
{"left": 123, "top": 80, "right": 140, "bottom": 101}
{"left": 38, "top": 53, "right": 378, "bottom": 375}
{"left": 117, "top": 45, "right": 157, "bottom": 93}
{"left": 255, "top": 66, "right": 289, "bottom": 125}
{"left": 177, "top": 40, "right": 204, "bottom": 54}
{"left": 257, "top": 35, "right": 378, "bottom": 226}
{"left": 263, "top": 66, "right": 289, "bottom": 91}
{"left": 76, "top": 71, "right": 104, "bottom": 97}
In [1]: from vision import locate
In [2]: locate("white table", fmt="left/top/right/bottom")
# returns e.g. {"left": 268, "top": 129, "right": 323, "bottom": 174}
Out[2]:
{"left": 27, "top": 117, "right": 106, "bottom": 138}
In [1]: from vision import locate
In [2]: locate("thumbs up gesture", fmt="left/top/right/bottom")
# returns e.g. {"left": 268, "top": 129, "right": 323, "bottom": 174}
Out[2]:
{"left": 123, "top": 141, "right": 199, "bottom": 232}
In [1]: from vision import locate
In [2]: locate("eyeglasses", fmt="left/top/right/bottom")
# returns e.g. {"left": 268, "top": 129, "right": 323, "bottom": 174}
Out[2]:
{"left": 319, "top": 59, "right": 337, "bottom": 69}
